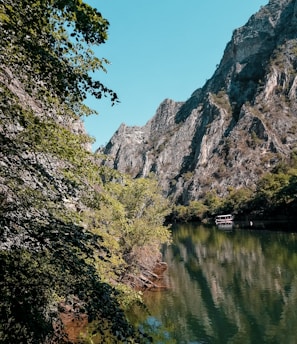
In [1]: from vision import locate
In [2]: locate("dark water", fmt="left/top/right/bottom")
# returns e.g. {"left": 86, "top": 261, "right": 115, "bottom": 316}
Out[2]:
{"left": 137, "top": 223, "right": 297, "bottom": 344}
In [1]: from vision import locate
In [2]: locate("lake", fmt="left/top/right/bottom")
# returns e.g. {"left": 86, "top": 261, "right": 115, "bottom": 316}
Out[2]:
{"left": 136, "top": 222, "right": 297, "bottom": 344}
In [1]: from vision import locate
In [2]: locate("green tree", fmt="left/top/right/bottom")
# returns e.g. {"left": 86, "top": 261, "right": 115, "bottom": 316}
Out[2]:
{"left": 172, "top": 201, "right": 208, "bottom": 222}
{"left": 204, "top": 191, "right": 223, "bottom": 216}
{"left": 91, "top": 172, "right": 172, "bottom": 276}
{"left": 0, "top": 0, "right": 118, "bottom": 115}
{"left": 256, "top": 172, "right": 290, "bottom": 208}
{"left": 221, "top": 187, "right": 253, "bottom": 214}
{"left": 0, "top": 1, "right": 171, "bottom": 342}
{"left": 188, "top": 200, "right": 208, "bottom": 220}
{"left": 274, "top": 169, "right": 297, "bottom": 209}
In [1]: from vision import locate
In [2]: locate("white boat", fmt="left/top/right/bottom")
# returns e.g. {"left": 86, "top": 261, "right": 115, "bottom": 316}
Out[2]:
{"left": 215, "top": 214, "right": 234, "bottom": 225}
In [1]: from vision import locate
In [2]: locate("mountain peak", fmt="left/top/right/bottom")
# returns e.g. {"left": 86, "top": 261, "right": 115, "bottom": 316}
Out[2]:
{"left": 99, "top": 0, "right": 297, "bottom": 204}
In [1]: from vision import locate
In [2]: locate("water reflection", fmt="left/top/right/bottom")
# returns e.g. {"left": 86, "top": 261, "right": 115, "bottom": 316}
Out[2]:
{"left": 142, "top": 223, "right": 297, "bottom": 344}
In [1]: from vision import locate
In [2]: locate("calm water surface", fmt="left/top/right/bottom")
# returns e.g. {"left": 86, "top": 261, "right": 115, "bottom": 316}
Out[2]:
{"left": 137, "top": 223, "right": 297, "bottom": 344}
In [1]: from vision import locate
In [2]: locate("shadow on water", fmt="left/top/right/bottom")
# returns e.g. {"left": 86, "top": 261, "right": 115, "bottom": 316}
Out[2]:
{"left": 135, "top": 222, "right": 297, "bottom": 344}
{"left": 233, "top": 218, "right": 297, "bottom": 232}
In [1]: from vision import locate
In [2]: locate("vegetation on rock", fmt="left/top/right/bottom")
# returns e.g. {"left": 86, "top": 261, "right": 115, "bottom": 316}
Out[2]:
{"left": 172, "top": 154, "right": 297, "bottom": 223}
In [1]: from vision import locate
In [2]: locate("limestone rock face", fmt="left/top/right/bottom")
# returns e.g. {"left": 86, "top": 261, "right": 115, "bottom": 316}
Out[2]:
{"left": 99, "top": 0, "right": 297, "bottom": 203}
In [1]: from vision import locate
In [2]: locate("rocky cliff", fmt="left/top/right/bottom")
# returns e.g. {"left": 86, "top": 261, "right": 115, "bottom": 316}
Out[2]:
{"left": 99, "top": 0, "right": 297, "bottom": 204}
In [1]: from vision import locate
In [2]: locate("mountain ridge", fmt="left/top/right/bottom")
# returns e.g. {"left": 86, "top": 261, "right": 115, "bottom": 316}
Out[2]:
{"left": 99, "top": 0, "right": 297, "bottom": 204}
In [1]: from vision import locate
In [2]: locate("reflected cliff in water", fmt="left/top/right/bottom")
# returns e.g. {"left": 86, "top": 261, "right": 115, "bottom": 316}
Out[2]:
{"left": 141, "top": 223, "right": 297, "bottom": 344}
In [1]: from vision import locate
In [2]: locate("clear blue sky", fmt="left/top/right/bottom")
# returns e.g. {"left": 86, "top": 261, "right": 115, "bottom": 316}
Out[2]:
{"left": 84, "top": 0, "right": 268, "bottom": 150}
